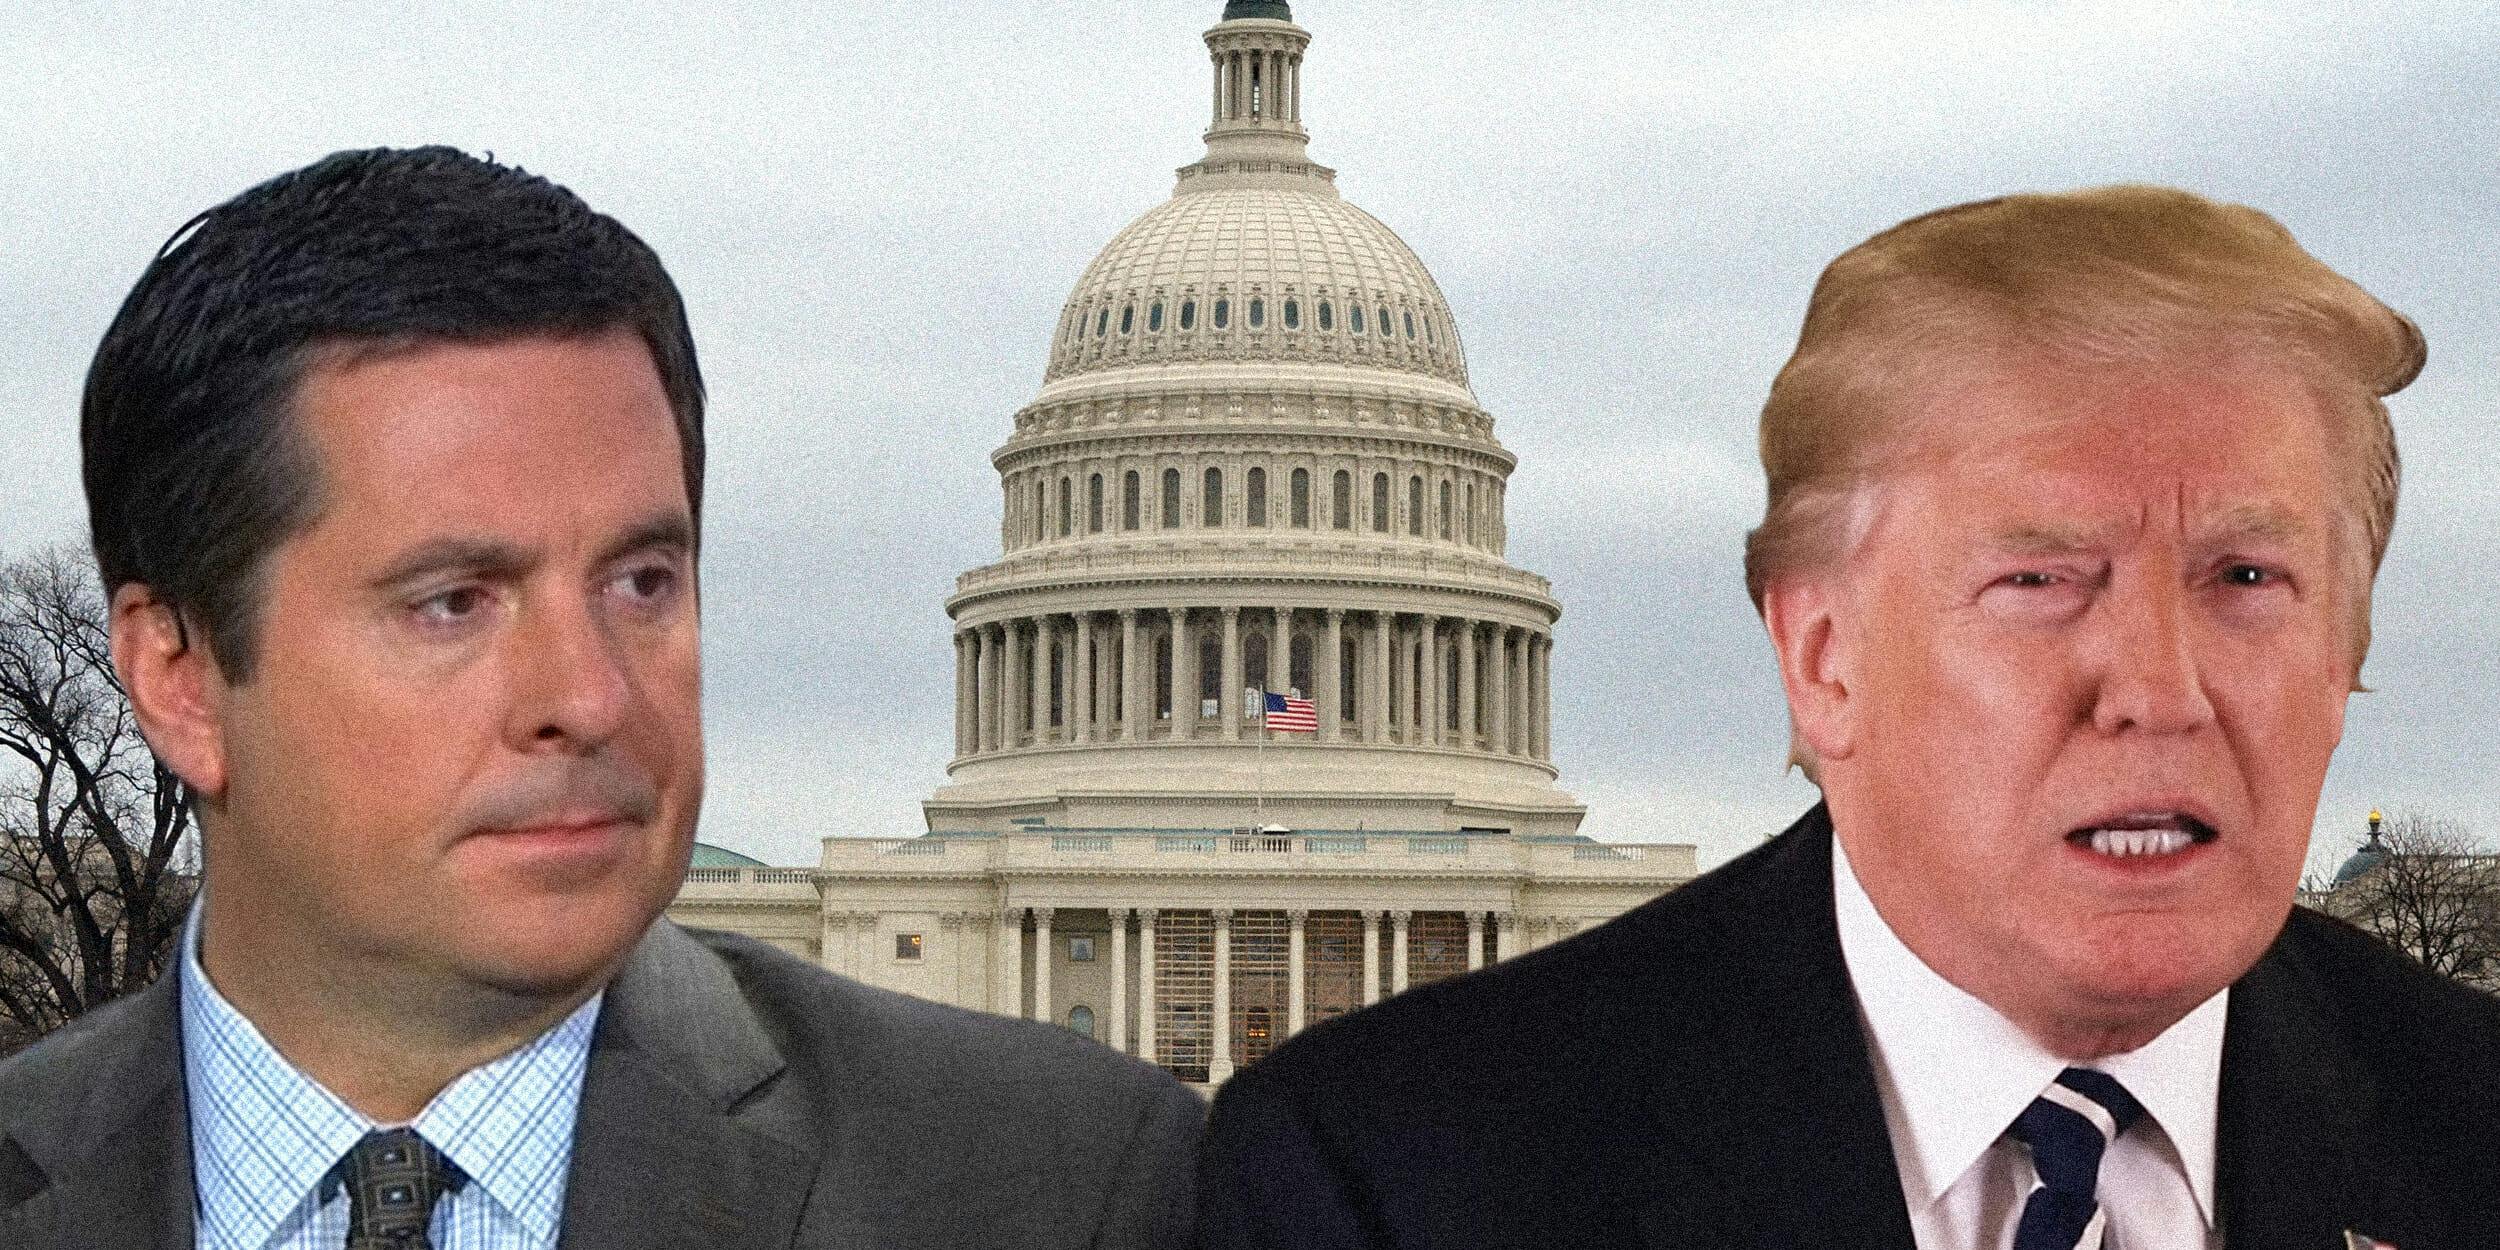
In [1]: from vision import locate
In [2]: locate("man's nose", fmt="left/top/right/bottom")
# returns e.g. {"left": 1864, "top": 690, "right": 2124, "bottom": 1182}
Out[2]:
{"left": 505, "top": 592, "right": 631, "bottom": 751}
{"left": 2088, "top": 574, "right": 2215, "bottom": 737}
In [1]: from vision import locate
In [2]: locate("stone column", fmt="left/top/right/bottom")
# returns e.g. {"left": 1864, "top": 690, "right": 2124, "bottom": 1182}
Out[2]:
{"left": 1403, "top": 623, "right": 1423, "bottom": 744}
{"left": 1386, "top": 618, "right": 1406, "bottom": 742}
{"left": 1121, "top": 610, "right": 1144, "bottom": 742}
{"left": 1389, "top": 909, "right": 1411, "bottom": 995}
{"left": 1072, "top": 613, "right": 1095, "bottom": 743}
{"left": 1495, "top": 912, "right": 1518, "bottom": 962}
{"left": 853, "top": 910, "right": 879, "bottom": 980}
{"left": 1138, "top": 908, "right": 1160, "bottom": 1066}
{"left": 997, "top": 907, "right": 1023, "bottom": 1017}
{"left": 1367, "top": 612, "right": 1391, "bottom": 743}
{"left": 1457, "top": 621, "right": 1478, "bottom": 748}
{"left": 1421, "top": 616, "right": 1443, "bottom": 747}
{"left": 1286, "top": 908, "right": 1308, "bottom": 1037}
{"left": 1534, "top": 634, "right": 1553, "bottom": 761}
{"left": 1512, "top": 629, "right": 1533, "bottom": 756}
{"left": 1170, "top": 608, "right": 1197, "bottom": 739}
{"left": 1360, "top": 908, "right": 1382, "bottom": 1005}
{"left": 1032, "top": 616, "right": 1056, "bottom": 745}
{"left": 821, "top": 910, "right": 851, "bottom": 976}
{"left": 1031, "top": 907, "right": 1055, "bottom": 1024}
{"left": 938, "top": 912, "right": 966, "bottom": 1007}
{"left": 1269, "top": 606, "right": 1291, "bottom": 701}
{"left": 1466, "top": 911, "right": 1486, "bottom": 971}
{"left": 973, "top": 626, "right": 996, "bottom": 754}
{"left": 1321, "top": 609, "right": 1345, "bottom": 742}
{"left": 1488, "top": 626, "right": 1510, "bottom": 759}
{"left": 1220, "top": 607, "right": 1243, "bottom": 738}
{"left": 1001, "top": 620, "right": 1024, "bottom": 747}
{"left": 960, "top": 912, "right": 988, "bottom": 1007}
{"left": 1108, "top": 907, "right": 1132, "bottom": 1054}
{"left": 953, "top": 632, "right": 973, "bottom": 756}
{"left": 1211, "top": 908, "right": 1235, "bottom": 1083}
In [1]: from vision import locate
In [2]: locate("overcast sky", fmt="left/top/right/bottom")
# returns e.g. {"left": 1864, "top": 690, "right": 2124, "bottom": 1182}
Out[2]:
{"left": 5, "top": 2, "right": 2494, "bottom": 878}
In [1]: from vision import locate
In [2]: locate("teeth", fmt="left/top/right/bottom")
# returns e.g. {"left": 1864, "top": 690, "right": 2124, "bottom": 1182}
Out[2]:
{"left": 2087, "top": 827, "right": 2193, "bottom": 857}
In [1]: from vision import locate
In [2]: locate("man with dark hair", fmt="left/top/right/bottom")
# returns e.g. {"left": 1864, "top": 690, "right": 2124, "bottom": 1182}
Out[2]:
{"left": 1198, "top": 186, "right": 2500, "bottom": 1247}
{"left": 0, "top": 147, "right": 1200, "bottom": 1250}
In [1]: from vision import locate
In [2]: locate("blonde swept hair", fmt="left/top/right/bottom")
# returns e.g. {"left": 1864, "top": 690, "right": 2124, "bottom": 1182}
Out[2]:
{"left": 1744, "top": 185, "right": 2424, "bottom": 775}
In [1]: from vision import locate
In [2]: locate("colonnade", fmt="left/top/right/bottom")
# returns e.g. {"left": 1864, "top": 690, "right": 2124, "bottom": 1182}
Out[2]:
{"left": 993, "top": 904, "right": 1583, "bottom": 1084}
{"left": 953, "top": 606, "right": 1552, "bottom": 761}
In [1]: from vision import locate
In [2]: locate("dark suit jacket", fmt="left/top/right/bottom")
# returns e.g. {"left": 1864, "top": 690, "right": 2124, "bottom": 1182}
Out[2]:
{"left": 1199, "top": 805, "right": 2500, "bottom": 1249}
{"left": 0, "top": 920, "right": 1204, "bottom": 1249}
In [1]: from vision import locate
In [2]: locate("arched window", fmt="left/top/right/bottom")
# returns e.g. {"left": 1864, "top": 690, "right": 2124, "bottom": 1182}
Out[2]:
{"left": 1088, "top": 474, "right": 1105, "bottom": 534}
{"left": 1351, "top": 304, "right": 1366, "bottom": 335}
{"left": 1445, "top": 644, "right": 1462, "bottom": 729}
{"left": 1122, "top": 470, "right": 1141, "bottom": 530}
{"left": 1439, "top": 480, "right": 1453, "bottom": 539}
{"left": 1290, "top": 468, "right": 1310, "bottom": 527}
{"left": 1058, "top": 476, "right": 1073, "bottom": 537}
{"left": 1161, "top": 468, "right": 1181, "bottom": 529}
{"left": 1371, "top": 472, "right": 1390, "bottom": 533}
{"left": 1213, "top": 298, "right": 1231, "bottom": 329}
{"left": 1289, "top": 635, "right": 1312, "bottom": 699}
{"left": 1096, "top": 308, "right": 1109, "bottom": 337}
{"left": 1067, "top": 1005, "right": 1095, "bottom": 1038}
{"left": 1180, "top": 300, "right": 1197, "bottom": 331}
{"left": 1318, "top": 301, "right": 1334, "bottom": 331}
{"left": 1148, "top": 302, "right": 1164, "bottom": 332}
{"left": 1283, "top": 299, "right": 1300, "bottom": 330}
{"left": 1119, "top": 305, "right": 1134, "bottom": 335}
{"left": 1404, "top": 310, "right": 1417, "bottom": 339}
{"left": 1246, "top": 467, "right": 1268, "bottom": 527}
{"left": 1199, "top": 636, "right": 1222, "bottom": 704}
{"left": 1031, "top": 480, "right": 1046, "bottom": 543}
{"left": 1378, "top": 305, "right": 1392, "bottom": 336}
{"left": 1408, "top": 476, "right": 1424, "bottom": 536}
{"left": 1048, "top": 641, "right": 1064, "bottom": 726}
{"left": 1249, "top": 298, "right": 1265, "bottom": 329}
{"left": 1245, "top": 631, "right": 1269, "bottom": 692}
{"left": 1203, "top": 467, "right": 1224, "bottom": 527}
{"left": 1155, "top": 632, "right": 1173, "bottom": 719}
{"left": 1425, "top": 315, "right": 1437, "bottom": 345}
{"left": 1331, "top": 470, "right": 1351, "bottom": 530}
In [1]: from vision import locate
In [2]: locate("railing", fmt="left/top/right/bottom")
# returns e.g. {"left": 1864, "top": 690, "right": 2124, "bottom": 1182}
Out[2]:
{"left": 1229, "top": 834, "right": 1295, "bottom": 853}
{"left": 680, "top": 867, "right": 818, "bottom": 885}
{"left": 777, "top": 829, "right": 1698, "bottom": 880}
{"left": 1052, "top": 835, "right": 1115, "bottom": 853}
{"left": 1405, "top": 836, "right": 1469, "bottom": 855}
{"left": 1302, "top": 835, "right": 1368, "bottom": 854}
{"left": 1155, "top": 835, "right": 1220, "bottom": 853}
{"left": 952, "top": 542, "right": 1552, "bottom": 599}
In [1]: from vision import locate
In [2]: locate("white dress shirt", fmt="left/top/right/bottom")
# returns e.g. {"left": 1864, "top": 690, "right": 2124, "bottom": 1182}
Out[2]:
{"left": 1833, "top": 835, "right": 2224, "bottom": 1249}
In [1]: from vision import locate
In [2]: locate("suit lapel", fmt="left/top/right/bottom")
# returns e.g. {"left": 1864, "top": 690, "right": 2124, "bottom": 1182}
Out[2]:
{"left": 0, "top": 972, "right": 196, "bottom": 1250}
{"left": 2216, "top": 924, "right": 2415, "bottom": 1248}
{"left": 1629, "top": 806, "right": 1919, "bottom": 1250}
{"left": 557, "top": 922, "right": 821, "bottom": 1250}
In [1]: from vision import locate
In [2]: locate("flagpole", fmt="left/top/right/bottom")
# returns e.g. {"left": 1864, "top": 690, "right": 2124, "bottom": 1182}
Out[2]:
{"left": 1254, "top": 687, "right": 1266, "bottom": 828}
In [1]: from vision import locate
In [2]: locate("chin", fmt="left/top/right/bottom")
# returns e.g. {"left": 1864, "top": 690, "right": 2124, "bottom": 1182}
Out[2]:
{"left": 2055, "top": 910, "right": 2270, "bottom": 1030}
{"left": 460, "top": 896, "right": 660, "bottom": 997}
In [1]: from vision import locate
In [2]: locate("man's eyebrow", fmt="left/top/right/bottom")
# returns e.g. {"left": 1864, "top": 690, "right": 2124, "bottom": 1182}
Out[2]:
{"left": 2204, "top": 504, "right": 2313, "bottom": 545}
{"left": 1984, "top": 523, "right": 2096, "bottom": 555}
{"left": 596, "top": 514, "right": 696, "bottom": 568}
{"left": 368, "top": 538, "right": 536, "bottom": 592}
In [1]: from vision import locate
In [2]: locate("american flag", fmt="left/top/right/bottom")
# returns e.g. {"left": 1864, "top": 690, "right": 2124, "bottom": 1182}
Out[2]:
{"left": 1261, "top": 690, "right": 1318, "bottom": 732}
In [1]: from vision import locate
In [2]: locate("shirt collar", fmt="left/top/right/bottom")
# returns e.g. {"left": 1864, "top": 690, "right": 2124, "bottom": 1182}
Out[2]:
{"left": 180, "top": 901, "right": 604, "bottom": 1248}
{"left": 1831, "top": 832, "right": 2224, "bottom": 1227}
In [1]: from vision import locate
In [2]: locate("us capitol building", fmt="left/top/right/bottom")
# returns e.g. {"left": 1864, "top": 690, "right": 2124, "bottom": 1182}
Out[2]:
{"left": 672, "top": 0, "right": 1696, "bottom": 1086}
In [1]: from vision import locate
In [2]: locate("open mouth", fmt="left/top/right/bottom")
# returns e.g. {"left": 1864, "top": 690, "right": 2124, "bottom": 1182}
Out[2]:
{"left": 2066, "top": 812, "right": 2219, "bottom": 859}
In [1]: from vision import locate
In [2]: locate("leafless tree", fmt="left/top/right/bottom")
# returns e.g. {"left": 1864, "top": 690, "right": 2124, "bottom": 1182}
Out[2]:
{"left": 2332, "top": 810, "right": 2500, "bottom": 989}
{"left": 0, "top": 545, "right": 196, "bottom": 1053}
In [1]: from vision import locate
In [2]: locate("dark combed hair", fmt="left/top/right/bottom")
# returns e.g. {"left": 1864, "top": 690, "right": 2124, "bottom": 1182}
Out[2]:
{"left": 81, "top": 145, "right": 705, "bottom": 681}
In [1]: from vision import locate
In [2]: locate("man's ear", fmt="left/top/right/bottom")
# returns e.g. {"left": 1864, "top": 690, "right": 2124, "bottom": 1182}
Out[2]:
{"left": 1761, "top": 571, "right": 1857, "bottom": 766}
{"left": 109, "top": 584, "right": 230, "bottom": 798}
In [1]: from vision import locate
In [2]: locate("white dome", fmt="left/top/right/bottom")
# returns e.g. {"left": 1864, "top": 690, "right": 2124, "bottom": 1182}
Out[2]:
{"left": 1044, "top": 184, "right": 1471, "bottom": 389}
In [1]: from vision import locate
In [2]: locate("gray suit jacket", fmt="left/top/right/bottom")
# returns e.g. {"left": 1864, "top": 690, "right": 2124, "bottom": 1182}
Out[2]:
{"left": 0, "top": 920, "right": 1204, "bottom": 1249}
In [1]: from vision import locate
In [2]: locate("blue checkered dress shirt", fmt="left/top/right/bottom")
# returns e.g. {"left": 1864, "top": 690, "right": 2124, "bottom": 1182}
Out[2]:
{"left": 178, "top": 907, "right": 601, "bottom": 1250}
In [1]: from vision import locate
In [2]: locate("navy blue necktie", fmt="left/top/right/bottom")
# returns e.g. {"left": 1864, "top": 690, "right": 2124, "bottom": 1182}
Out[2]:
{"left": 339, "top": 1127, "right": 465, "bottom": 1249}
{"left": 2008, "top": 1068, "right": 2147, "bottom": 1250}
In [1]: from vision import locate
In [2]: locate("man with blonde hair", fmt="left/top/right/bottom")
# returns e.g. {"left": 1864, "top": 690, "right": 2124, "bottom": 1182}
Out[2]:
{"left": 1198, "top": 185, "right": 2500, "bottom": 1248}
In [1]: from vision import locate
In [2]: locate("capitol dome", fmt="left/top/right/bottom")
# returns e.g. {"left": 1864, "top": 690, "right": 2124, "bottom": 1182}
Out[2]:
{"left": 929, "top": 0, "right": 1582, "bottom": 841}
{"left": 1046, "top": 187, "right": 1470, "bottom": 390}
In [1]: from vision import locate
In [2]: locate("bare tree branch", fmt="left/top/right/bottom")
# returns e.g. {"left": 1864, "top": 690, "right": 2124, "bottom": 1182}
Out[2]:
{"left": 0, "top": 545, "right": 198, "bottom": 1052}
{"left": 2326, "top": 810, "right": 2500, "bottom": 990}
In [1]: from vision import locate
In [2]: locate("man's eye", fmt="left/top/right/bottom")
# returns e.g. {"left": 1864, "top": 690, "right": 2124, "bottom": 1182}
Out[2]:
{"left": 2003, "top": 571, "right": 2057, "bottom": 588}
{"left": 413, "top": 587, "right": 487, "bottom": 623}
{"left": 2221, "top": 564, "right": 2277, "bottom": 587}
{"left": 612, "top": 564, "right": 679, "bottom": 602}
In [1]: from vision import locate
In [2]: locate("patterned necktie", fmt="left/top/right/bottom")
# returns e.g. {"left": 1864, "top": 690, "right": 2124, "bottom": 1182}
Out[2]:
{"left": 338, "top": 1127, "right": 466, "bottom": 1250}
{"left": 2008, "top": 1067, "right": 2147, "bottom": 1250}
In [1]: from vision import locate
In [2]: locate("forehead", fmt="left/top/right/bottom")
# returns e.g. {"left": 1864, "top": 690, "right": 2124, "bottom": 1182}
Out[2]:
{"left": 275, "top": 330, "right": 689, "bottom": 574}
